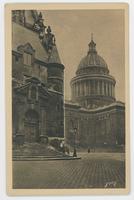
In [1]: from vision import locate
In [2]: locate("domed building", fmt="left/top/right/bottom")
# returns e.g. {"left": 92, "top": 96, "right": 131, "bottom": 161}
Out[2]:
{"left": 65, "top": 36, "right": 125, "bottom": 150}
{"left": 71, "top": 37, "right": 116, "bottom": 108}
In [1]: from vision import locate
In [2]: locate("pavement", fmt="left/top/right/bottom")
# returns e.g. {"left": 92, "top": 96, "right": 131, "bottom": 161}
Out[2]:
{"left": 13, "top": 152, "right": 125, "bottom": 189}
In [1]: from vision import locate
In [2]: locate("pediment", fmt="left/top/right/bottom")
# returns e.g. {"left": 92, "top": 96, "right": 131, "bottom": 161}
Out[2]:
{"left": 14, "top": 79, "right": 50, "bottom": 98}
{"left": 17, "top": 43, "right": 35, "bottom": 54}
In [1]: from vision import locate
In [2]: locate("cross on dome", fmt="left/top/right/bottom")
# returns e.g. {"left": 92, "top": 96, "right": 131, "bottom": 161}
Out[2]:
{"left": 88, "top": 33, "right": 97, "bottom": 54}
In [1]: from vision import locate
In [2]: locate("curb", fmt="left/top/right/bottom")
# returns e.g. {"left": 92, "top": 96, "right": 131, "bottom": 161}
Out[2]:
{"left": 13, "top": 156, "right": 81, "bottom": 161}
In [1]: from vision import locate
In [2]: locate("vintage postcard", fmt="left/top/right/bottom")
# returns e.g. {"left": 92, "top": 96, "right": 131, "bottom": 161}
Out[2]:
{"left": 5, "top": 3, "right": 129, "bottom": 195}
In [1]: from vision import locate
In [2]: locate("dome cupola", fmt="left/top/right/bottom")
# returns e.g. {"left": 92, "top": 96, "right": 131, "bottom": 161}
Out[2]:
{"left": 76, "top": 34, "right": 109, "bottom": 76}
{"left": 71, "top": 34, "right": 116, "bottom": 109}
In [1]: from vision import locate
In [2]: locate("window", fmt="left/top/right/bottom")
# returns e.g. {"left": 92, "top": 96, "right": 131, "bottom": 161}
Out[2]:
{"left": 31, "top": 86, "right": 37, "bottom": 99}
{"left": 24, "top": 52, "right": 32, "bottom": 66}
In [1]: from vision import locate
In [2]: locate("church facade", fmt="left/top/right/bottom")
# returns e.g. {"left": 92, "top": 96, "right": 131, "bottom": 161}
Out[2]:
{"left": 65, "top": 37, "right": 125, "bottom": 149}
{"left": 12, "top": 10, "right": 64, "bottom": 145}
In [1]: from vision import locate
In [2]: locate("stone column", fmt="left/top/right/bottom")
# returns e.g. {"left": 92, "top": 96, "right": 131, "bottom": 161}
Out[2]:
{"left": 90, "top": 80, "right": 92, "bottom": 94}
{"left": 18, "top": 116, "right": 24, "bottom": 133}
{"left": 97, "top": 80, "right": 100, "bottom": 95}
{"left": 81, "top": 81, "right": 84, "bottom": 96}
{"left": 83, "top": 82, "right": 85, "bottom": 96}
{"left": 82, "top": 82, "right": 84, "bottom": 96}
{"left": 108, "top": 83, "right": 110, "bottom": 96}
{"left": 113, "top": 85, "right": 115, "bottom": 97}
{"left": 83, "top": 81, "right": 86, "bottom": 96}
{"left": 109, "top": 83, "right": 111, "bottom": 96}
{"left": 75, "top": 83, "right": 76, "bottom": 97}
{"left": 79, "top": 82, "right": 81, "bottom": 97}
{"left": 94, "top": 80, "right": 96, "bottom": 94}
{"left": 104, "top": 81, "right": 106, "bottom": 96}
{"left": 105, "top": 82, "right": 108, "bottom": 96}
{"left": 81, "top": 82, "right": 83, "bottom": 96}
{"left": 73, "top": 83, "right": 75, "bottom": 97}
{"left": 88, "top": 80, "right": 90, "bottom": 95}
{"left": 100, "top": 81, "right": 102, "bottom": 95}
{"left": 71, "top": 85, "right": 73, "bottom": 100}
{"left": 112, "top": 84, "right": 114, "bottom": 97}
{"left": 40, "top": 109, "right": 46, "bottom": 135}
{"left": 76, "top": 82, "right": 78, "bottom": 97}
{"left": 16, "top": 114, "right": 25, "bottom": 144}
{"left": 92, "top": 80, "right": 95, "bottom": 94}
{"left": 78, "top": 82, "right": 80, "bottom": 96}
{"left": 76, "top": 83, "right": 78, "bottom": 97}
{"left": 107, "top": 82, "right": 109, "bottom": 96}
{"left": 77, "top": 82, "right": 80, "bottom": 96}
{"left": 102, "top": 81, "right": 104, "bottom": 95}
{"left": 79, "top": 81, "right": 81, "bottom": 96}
{"left": 72, "top": 84, "right": 74, "bottom": 99}
{"left": 85, "top": 81, "right": 87, "bottom": 95}
{"left": 111, "top": 84, "right": 113, "bottom": 97}
{"left": 110, "top": 83, "right": 112, "bottom": 96}
{"left": 40, "top": 109, "right": 47, "bottom": 143}
{"left": 85, "top": 99, "right": 88, "bottom": 107}
{"left": 76, "top": 83, "right": 77, "bottom": 97}
{"left": 111, "top": 83, "right": 113, "bottom": 96}
{"left": 74, "top": 84, "right": 76, "bottom": 97}
{"left": 86, "top": 81, "right": 88, "bottom": 95}
{"left": 36, "top": 86, "right": 39, "bottom": 101}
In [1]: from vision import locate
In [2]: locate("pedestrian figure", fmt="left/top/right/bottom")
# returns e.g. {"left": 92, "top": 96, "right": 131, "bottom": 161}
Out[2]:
{"left": 88, "top": 148, "right": 90, "bottom": 153}
{"left": 66, "top": 147, "right": 70, "bottom": 155}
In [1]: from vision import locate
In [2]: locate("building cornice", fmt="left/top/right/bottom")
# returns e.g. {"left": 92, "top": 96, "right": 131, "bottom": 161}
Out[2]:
{"left": 65, "top": 101, "right": 125, "bottom": 114}
{"left": 71, "top": 74, "right": 116, "bottom": 85}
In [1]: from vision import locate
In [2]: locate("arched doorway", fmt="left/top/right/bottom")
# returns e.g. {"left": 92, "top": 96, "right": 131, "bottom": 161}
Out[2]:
{"left": 24, "top": 110, "right": 39, "bottom": 143}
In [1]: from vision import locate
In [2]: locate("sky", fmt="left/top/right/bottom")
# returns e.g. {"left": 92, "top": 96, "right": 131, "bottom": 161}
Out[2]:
{"left": 42, "top": 9, "right": 125, "bottom": 102}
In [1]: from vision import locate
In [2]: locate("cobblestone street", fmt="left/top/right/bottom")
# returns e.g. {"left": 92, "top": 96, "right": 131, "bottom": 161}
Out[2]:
{"left": 13, "top": 153, "right": 125, "bottom": 189}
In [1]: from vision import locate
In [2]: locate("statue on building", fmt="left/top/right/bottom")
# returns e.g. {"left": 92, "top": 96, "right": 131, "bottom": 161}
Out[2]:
{"left": 33, "top": 12, "right": 46, "bottom": 34}
{"left": 32, "top": 12, "right": 56, "bottom": 54}
{"left": 42, "top": 26, "right": 56, "bottom": 53}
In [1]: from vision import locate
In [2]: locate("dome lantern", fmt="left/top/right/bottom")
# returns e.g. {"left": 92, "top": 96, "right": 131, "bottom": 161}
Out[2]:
{"left": 88, "top": 33, "right": 97, "bottom": 54}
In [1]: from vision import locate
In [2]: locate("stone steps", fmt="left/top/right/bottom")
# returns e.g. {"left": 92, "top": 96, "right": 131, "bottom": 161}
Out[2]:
{"left": 13, "top": 156, "right": 81, "bottom": 161}
{"left": 13, "top": 143, "right": 65, "bottom": 157}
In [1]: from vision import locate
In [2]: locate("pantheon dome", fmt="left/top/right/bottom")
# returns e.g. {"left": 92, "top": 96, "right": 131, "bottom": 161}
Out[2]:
{"left": 71, "top": 36, "right": 116, "bottom": 108}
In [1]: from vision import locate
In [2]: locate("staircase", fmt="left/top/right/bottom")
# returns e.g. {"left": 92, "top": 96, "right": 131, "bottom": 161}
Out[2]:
{"left": 13, "top": 142, "right": 70, "bottom": 160}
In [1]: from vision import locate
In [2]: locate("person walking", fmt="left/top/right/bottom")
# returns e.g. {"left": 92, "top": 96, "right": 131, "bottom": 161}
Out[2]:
{"left": 88, "top": 147, "right": 90, "bottom": 153}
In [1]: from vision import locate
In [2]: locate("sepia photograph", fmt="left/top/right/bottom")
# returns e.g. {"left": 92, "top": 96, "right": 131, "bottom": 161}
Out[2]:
{"left": 5, "top": 3, "right": 129, "bottom": 195}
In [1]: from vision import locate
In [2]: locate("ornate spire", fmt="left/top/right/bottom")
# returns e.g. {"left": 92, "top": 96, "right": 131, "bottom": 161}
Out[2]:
{"left": 88, "top": 33, "right": 97, "bottom": 54}
{"left": 38, "top": 12, "right": 43, "bottom": 19}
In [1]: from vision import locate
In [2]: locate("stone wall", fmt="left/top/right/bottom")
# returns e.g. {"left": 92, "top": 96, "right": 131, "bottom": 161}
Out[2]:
{"left": 65, "top": 102, "right": 125, "bottom": 148}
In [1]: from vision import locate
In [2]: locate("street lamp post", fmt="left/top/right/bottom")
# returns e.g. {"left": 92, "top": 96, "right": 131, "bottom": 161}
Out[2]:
{"left": 70, "top": 118, "right": 78, "bottom": 157}
{"left": 73, "top": 127, "right": 77, "bottom": 157}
